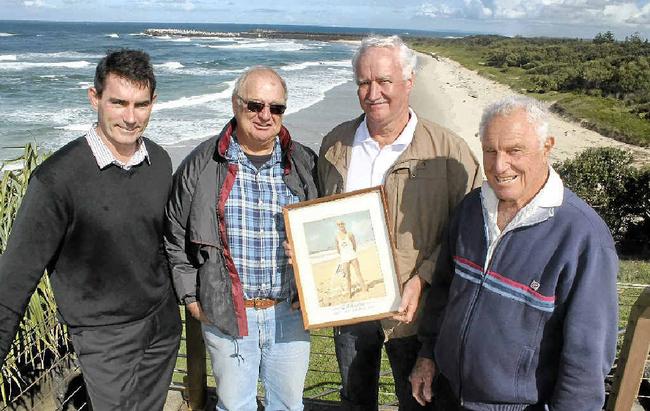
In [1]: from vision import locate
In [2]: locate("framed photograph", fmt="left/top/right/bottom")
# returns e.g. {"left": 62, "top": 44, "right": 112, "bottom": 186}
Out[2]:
{"left": 283, "top": 187, "right": 401, "bottom": 330}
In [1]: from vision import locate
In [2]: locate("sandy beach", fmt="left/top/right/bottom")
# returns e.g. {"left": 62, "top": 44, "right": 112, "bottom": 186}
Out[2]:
{"left": 409, "top": 53, "right": 650, "bottom": 167}
{"left": 164, "top": 52, "right": 650, "bottom": 168}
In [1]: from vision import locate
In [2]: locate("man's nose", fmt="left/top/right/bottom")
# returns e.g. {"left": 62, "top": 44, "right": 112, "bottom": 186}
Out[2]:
{"left": 123, "top": 106, "right": 136, "bottom": 124}
{"left": 494, "top": 152, "right": 510, "bottom": 173}
{"left": 367, "top": 81, "right": 381, "bottom": 101}
{"left": 258, "top": 104, "right": 272, "bottom": 120}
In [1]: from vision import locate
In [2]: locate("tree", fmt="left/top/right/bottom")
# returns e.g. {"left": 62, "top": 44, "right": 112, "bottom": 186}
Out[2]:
{"left": 594, "top": 31, "right": 615, "bottom": 44}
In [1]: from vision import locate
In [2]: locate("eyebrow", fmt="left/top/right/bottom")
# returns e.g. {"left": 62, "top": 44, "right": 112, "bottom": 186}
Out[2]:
{"left": 109, "top": 98, "right": 152, "bottom": 105}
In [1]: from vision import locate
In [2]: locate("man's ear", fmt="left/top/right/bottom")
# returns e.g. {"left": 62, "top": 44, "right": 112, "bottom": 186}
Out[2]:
{"left": 543, "top": 136, "right": 555, "bottom": 161}
{"left": 544, "top": 136, "right": 555, "bottom": 153}
{"left": 405, "top": 72, "right": 414, "bottom": 91}
{"left": 88, "top": 87, "right": 99, "bottom": 112}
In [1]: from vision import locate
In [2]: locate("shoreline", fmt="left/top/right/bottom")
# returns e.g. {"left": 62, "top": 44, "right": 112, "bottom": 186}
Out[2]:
{"left": 164, "top": 81, "right": 361, "bottom": 168}
{"left": 409, "top": 52, "right": 650, "bottom": 167}
{"left": 165, "top": 52, "right": 650, "bottom": 169}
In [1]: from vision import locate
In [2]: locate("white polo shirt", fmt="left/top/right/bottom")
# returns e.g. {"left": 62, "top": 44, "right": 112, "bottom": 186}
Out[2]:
{"left": 345, "top": 109, "right": 418, "bottom": 192}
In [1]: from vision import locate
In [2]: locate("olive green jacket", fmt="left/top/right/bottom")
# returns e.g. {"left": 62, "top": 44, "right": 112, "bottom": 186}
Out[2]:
{"left": 318, "top": 113, "right": 483, "bottom": 338}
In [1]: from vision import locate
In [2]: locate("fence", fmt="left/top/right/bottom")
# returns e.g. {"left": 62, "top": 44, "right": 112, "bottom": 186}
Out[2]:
{"left": 1, "top": 283, "right": 649, "bottom": 410}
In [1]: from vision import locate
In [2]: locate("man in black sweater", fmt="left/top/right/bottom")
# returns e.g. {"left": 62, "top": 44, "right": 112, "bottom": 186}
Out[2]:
{"left": 0, "top": 49, "right": 181, "bottom": 411}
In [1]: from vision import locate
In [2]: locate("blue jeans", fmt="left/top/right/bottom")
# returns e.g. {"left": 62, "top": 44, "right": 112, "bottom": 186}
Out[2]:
{"left": 334, "top": 320, "right": 433, "bottom": 411}
{"left": 202, "top": 301, "right": 310, "bottom": 411}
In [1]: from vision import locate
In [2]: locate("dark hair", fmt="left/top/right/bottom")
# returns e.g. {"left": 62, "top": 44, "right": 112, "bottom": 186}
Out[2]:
{"left": 94, "top": 49, "right": 156, "bottom": 98}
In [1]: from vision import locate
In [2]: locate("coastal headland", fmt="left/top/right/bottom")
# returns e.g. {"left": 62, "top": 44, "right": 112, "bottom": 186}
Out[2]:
{"left": 143, "top": 28, "right": 365, "bottom": 42}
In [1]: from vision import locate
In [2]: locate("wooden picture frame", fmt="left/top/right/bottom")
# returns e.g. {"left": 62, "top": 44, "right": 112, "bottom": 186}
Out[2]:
{"left": 283, "top": 187, "right": 401, "bottom": 330}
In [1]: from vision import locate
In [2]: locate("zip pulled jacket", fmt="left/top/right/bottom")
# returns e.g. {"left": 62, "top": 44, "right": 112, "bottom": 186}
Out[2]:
{"left": 419, "top": 187, "right": 618, "bottom": 410}
{"left": 164, "top": 119, "right": 318, "bottom": 337}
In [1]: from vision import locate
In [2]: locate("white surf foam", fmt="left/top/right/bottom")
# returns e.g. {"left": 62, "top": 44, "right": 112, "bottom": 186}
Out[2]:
{"left": 54, "top": 123, "right": 89, "bottom": 131}
{"left": 283, "top": 67, "right": 353, "bottom": 115}
{"left": 154, "top": 81, "right": 235, "bottom": 111}
{"left": 0, "top": 55, "right": 17, "bottom": 61}
{"left": 154, "top": 61, "right": 185, "bottom": 70}
{"left": 281, "top": 59, "right": 350, "bottom": 72}
{"left": 203, "top": 40, "right": 313, "bottom": 52}
{"left": 0, "top": 61, "right": 92, "bottom": 70}
{"left": 106, "top": 33, "right": 119, "bottom": 38}
{"left": 0, "top": 33, "right": 15, "bottom": 37}
{"left": 19, "top": 51, "right": 103, "bottom": 60}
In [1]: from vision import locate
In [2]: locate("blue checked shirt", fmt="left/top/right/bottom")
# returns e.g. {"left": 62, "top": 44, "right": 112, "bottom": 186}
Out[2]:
{"left": 224, "top": 135, "right": 299, "bottom": 300}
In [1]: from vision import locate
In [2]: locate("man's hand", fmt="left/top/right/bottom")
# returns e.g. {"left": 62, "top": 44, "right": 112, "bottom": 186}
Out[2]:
{"left": 409, "top": 357, "right": 436, "bottom": 406}
{"left": 283, "top": 240, "right": 294, "bottom": 264}
{"left": 393, "top": 274, "right": 425, "bottom": 323}
{"left": 186, "top": 301, "right": 209, "bottom": 323}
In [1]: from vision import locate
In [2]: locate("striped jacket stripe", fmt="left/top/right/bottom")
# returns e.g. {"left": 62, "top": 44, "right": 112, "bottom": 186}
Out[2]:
{"left": 453, "top": 256, "right": 555, "bottom": 312}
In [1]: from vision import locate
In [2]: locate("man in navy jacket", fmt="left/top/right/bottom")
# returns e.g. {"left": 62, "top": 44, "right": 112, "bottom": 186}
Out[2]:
{"left": 410, "top": 96, "right": 618, "bottom": 411}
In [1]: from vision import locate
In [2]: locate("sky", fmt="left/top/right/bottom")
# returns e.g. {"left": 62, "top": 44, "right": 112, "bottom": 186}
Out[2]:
{"left": 1, "top": 0, "right": 650, "bottom": 39}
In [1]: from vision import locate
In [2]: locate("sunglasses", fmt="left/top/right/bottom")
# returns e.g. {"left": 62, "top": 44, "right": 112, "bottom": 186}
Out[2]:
{"left": 237, "top": 95, "right": 287, "bottom": 115}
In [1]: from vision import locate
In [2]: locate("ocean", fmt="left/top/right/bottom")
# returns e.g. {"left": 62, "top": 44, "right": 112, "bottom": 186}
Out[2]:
{"left": 0, "top": 20, "right": 468, "bottom": 161}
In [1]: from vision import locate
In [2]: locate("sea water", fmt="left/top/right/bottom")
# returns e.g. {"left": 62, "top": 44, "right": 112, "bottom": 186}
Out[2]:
{"left": 0, "top": 20, "right": 467, "bottom": 160}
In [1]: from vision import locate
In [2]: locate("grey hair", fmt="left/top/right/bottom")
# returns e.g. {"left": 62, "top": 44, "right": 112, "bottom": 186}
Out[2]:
{"left": 232, "top": 65, "right": 288, "bottom": 101}
{"left": 478, "top": 96, "right": 550, "bottom": 147}
{"left": 352, "top": 35, "right": 417, "bottom": 83}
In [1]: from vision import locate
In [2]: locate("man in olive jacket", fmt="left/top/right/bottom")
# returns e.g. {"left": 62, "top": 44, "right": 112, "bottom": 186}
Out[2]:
{"left": 318, "top": 35, "right": 482, "bottom": 410}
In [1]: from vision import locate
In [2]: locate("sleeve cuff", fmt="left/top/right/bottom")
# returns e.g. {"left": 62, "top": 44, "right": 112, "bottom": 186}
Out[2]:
{"left": 182, "top": 295, "right": 197, "bottom": 305}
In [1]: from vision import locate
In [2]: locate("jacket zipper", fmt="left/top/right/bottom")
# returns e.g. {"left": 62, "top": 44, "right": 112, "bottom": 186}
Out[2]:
{"left": 385, "top": 161, "right": 411, "bottom": 250}
{"left": 456, "top": 231, "right": 509, "bottom": 406}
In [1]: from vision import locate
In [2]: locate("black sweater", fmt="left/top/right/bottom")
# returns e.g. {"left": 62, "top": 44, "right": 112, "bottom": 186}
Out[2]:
{"left": 0, "top": 137, "right": 173, "bottom": 362}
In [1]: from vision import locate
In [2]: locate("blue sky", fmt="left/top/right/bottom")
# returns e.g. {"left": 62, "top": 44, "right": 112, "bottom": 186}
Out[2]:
{"left": 2, "top": 0, "right": 649, "bottom": 38}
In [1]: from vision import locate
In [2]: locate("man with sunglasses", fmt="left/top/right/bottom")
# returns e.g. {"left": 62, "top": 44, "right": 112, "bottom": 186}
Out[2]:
{"left": 318, "top": 35, "right": 482, "bottom": 410}
{"left": 165, "top": 66, "right": 318, "bottom": 410}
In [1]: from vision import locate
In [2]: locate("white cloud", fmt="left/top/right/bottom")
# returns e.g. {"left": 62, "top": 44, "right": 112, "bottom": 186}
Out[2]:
{"left": 418, "top": 0, "right": 650, "bottom": 30}
{"left": 180, "top": 1, "right": 195, "bottom": 11}
{"left": 23, "top": 0, "right": 45, "bottom": 6}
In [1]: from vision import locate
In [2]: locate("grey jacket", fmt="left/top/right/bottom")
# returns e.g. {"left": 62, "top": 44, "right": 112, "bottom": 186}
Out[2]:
{"left": 164, "top": 118, "right": 319, "bottom": 337}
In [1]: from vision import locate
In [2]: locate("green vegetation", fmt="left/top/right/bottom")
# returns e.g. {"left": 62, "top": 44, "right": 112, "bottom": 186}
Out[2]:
{"left": 0, "top": 145, "right": 69, "bottom": 405}
{"left": 617, "top": 260, "right": 647, "bottom": 349}
{"left": 554, "top": 147, "right": 650, "bottom": 255}
{"left": 408, "top": 32, "right": 650, "bottom": 147}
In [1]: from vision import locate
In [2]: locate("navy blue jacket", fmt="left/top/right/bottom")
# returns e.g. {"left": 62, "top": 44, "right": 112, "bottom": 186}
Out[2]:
{"left": 419, "top": 187, "right": 618, "bottom": 411}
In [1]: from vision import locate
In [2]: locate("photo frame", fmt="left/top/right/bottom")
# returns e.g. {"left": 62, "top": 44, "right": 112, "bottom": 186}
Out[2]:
{"left": 283, "top": 187, "right": 401, "bottom": 330}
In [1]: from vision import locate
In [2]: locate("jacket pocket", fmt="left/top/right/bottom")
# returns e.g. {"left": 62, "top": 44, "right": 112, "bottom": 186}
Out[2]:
{"left": 197, "top": 246, "right": 240, "bottom": 336}
{"left": 516, "top": 346, "right": 536, "bottom": 402}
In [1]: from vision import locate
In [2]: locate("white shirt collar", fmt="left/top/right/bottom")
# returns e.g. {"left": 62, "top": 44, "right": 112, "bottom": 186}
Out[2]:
{"left": 85, "top": 125, "right": 150, "bottom": 170}
{"left": 345, "top": 108, "right": 418, "bottom": 192}
{"left": 480, "top": 166, "right": 563, "bottom": 270}
{"left": 354, "top": 108, "right": 418, "bottom": 149}
{"left": 481, "top": 165, "right": 564, "bottom": 234}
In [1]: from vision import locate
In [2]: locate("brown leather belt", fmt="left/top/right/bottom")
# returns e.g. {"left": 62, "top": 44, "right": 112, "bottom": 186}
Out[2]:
{"left": 243, "top": 298, "right": 280, "bottom": 309}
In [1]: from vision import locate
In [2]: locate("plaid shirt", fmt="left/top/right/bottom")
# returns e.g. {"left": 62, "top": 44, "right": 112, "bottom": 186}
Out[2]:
{"left": 224, "top": 135, "right": 298, "bottom": 300}
{"left": 85, "top": 125, "right": 149, "bottom": 170}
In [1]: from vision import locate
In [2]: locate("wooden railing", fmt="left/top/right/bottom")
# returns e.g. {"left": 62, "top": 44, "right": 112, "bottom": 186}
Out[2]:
{"left": 607, "top": 286, "right": 650, "bottom": 410}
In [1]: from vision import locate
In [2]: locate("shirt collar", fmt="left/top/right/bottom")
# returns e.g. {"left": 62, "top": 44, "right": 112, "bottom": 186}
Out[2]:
{"left": 226, "top": 132, "right": 281, "bottom": 168}
{"left": 354, "top": 108, "right": 418, "bottom": 149}
{"left": 481, "top": 165, "right": 564, "bottom": 232}
{"left": 85, "top": 125, "right": 150, "bottom": 170}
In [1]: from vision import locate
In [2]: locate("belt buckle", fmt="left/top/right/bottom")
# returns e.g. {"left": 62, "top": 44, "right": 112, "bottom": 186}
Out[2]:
{"left": 252, "top": 298, "right": 270, "bottom": 310}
